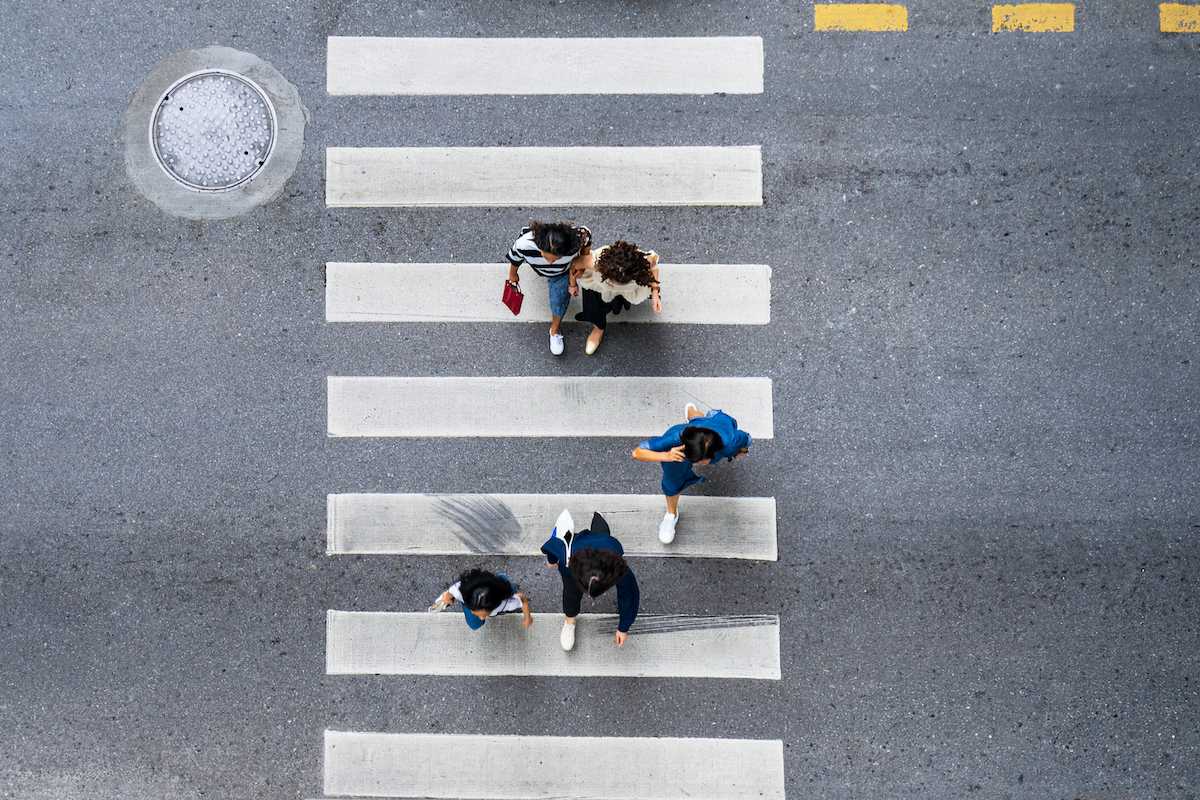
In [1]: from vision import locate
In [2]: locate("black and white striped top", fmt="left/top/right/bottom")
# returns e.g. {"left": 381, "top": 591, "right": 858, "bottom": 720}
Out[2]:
{"left": 505, "top": 226, "right": 591, "bottom": 278}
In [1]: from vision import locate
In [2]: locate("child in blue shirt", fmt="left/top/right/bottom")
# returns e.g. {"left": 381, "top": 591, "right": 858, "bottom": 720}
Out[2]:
{"left": 427, "top": 568, "right": 533, "bottom": 631}
{"left": 631, "top": 403, "right": 752, "bottom": 544}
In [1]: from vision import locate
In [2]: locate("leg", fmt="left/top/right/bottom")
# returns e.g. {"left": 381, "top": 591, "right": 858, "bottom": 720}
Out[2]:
{"left": 665, "top": 494, "right": 680, "bottom": 515}
{"left": 546, "top": 274, "right": 570, "bottom": 353}
{"left": 560, "top": 575, "right": 583, "bottom": 650}
{"left": 576, "top": 288, "right": 608, "bottom": 354}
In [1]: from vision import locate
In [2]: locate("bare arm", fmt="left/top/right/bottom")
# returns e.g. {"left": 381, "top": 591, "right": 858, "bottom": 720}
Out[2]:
{"left": 518, "top": 592, "right": 533, "bottom": 628}
{"left": 632, "top": 445, "right": 686, "bottom": 463}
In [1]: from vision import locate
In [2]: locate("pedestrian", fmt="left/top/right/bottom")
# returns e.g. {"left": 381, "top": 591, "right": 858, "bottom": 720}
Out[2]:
{"left": 505, "top": 221, "right": 592, "bottom": 356}
{"left": 571, "top": 239, "right": 663, "bottom": 355}
{"left": 631, "top": 403, "right": 752, "bottom": 544}
{"left": 540, "top": 510, "right": 639, "bottom": 651}
{"left": 427, "top": 568, "right": 533, "bottom": 630}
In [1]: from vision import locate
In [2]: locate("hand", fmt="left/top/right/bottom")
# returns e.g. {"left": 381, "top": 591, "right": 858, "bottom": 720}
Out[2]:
{"left": 544, "top": 561, "right": 558, "bottom": 570}
{"left": 427, "top": 594, "right": 450, "bottom": 613}
{"left": 734, "top": 448, "right": 749, "bottom": 460}
{"left": 663, "top": 445, "right": 687, "bottom": 462}
{"left": 651, "top": 295, "right": 662, "bottom": 314}
{"left": 614, "top": 631, "right": 628, "bottom": 647}
{"left": 569, "top": 283, "right": 579, "bottom": 297}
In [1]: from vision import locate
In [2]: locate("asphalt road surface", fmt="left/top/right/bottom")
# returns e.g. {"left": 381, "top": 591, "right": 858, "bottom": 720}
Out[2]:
{"left": 1, "top": 1, "right": 1197, "bottom": 799}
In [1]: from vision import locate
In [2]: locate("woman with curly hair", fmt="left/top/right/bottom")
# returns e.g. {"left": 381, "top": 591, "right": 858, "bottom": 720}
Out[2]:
{"left": 540, "top": 510, "right": 640, "bottom": 651}
{"left": 427, "top": 568, "right": 533, "bottom": 631}
{"left": 571, "top": 239, "right": 662, "bottom": 355}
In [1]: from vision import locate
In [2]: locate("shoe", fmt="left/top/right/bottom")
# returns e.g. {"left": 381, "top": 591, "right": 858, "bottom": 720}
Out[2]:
{"left": 585, "top": 328, "right": 604, "bottom": 355}
{"left": 560, "top": 620, "right": 576, "bottom": 651}
{"left": 549, "top": 333, "right": 565, "bottom": 356}
{"left": 658, "top": 512, "right": 679, "bottom": 544}
{"left": 684, "top": 402, "right": 700, "bottom": 420}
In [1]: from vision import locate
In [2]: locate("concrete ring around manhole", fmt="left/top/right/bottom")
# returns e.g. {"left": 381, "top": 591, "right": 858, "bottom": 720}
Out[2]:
{"left": 123, "top": 46, "right": 307, "bottom": 220}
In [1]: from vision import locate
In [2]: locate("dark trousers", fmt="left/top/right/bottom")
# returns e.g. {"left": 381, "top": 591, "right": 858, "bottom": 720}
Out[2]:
{"left": 562, "top": 574, "right": 584, "bottom": 618}
{"left": 575, "top": 288, "right": 631, "bottom": 331}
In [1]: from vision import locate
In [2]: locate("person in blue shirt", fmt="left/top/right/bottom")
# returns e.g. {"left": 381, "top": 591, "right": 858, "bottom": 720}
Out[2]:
{"left": 631, "top": 403, "right": 752, "bottom": 544}
{"left": 540, "top": 510, "right": 640, "bottom": 651}
{"left": 427, "top": 568, "right": 533, "bottom": 631}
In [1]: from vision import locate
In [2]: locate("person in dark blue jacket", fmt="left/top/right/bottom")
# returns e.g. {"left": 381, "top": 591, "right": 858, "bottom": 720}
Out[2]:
{"left": 631, "top": 403, "right": 752, "bottom": 544}
{"left": 540, "top": 510, "right": 639, "bottom": 651}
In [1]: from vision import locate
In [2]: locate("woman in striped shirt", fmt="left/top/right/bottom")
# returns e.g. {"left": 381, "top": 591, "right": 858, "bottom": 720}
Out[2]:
{"left": 506, "top": 221, "right": 592, "bottom": 356}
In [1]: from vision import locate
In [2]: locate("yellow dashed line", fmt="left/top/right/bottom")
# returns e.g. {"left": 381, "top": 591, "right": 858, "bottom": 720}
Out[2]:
{"left": 814, "top": 3, "right": 909, "bottom": 32}
{"left": 991, "top": 3, "right": 1076, "bottom": 31}
{"left": 1160, "top": 3, "right": 1200, "bottom": 31}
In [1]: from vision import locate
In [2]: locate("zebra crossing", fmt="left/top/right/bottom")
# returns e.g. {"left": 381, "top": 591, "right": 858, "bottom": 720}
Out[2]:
{"left": 326, "top": 493, "right": 777, "bottom": 559}
{"left": 321, "top": 731, "right": 786, "bottom": 800}
{"left": 326, "top": 376, "right": 774, "bottom": 438}
{"left": 326, "top": 261, "right": 772, "bottom": 324}
{"left": 319, "top": 33, "right": 780, "bottom": 800}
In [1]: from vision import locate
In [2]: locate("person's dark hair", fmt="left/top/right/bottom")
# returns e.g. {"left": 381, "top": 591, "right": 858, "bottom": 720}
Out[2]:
{"left": 530, "top": 221, "right": 583, "bottom": 257}
{"left": 681, "top": 426, "right": 723, "bottom": 462}
{"left": 456, "top": 568, "right": 513, "bottom": 612}
{"left": 595, "top": 240, "right": 657, "bottom": 287}
{"left": 570, "top": 548, "right": 628, "bottom": 598}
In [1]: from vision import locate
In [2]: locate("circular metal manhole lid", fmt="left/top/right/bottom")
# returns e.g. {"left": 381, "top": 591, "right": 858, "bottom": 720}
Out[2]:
{"left": 151, "top": 69, "right": 276, "bottom": 192}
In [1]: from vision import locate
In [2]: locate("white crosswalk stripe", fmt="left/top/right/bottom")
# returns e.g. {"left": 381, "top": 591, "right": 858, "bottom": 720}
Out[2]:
{"left": 325, "top": 262, "right": 772, "bottom": 324}
{"left": 327, "top": 492, "right": 777, "bottom": 560}
{"left": 327, "top": 376, "right": 774, "bottom": 438}
{"left": 327, "top": 36, "right": 764, "bottom": 95}
{"left": 327, "top": 611, "right": 781, "bottom": 679}
{"left": 325, "top": 146, "right": 763, "bottom": 207}
{"left": 321, "top": 730, "right": 786, "bottom": 800}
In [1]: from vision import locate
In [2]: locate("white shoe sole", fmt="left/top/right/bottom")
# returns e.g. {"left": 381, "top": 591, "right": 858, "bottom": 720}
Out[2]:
{"left": 560, "top": 623, "right": 576, "bottom": 651}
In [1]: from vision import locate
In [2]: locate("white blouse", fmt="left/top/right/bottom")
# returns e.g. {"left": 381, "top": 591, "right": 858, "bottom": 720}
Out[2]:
{"left": 576, "top": 246, "right": 659, "bottom": 305}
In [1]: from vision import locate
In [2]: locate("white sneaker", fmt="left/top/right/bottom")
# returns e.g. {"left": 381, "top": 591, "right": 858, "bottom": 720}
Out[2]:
{"left": 549, "top": 333, "right": 565, "bottom": 356}
{"left": 658, "top": 512, "right": 679, "bottom": 544}
{"left": 684, "top": 402, "right": 700, "bottom": 420}
{"left": 560, "top": 620, "right": 576, "bottom": 651}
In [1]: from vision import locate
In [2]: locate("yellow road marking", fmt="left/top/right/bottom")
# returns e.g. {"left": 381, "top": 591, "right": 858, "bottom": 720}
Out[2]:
{"left": 991, "top": 3, "right": 1076, "bottom": 31}
{"left": 814, "top": 3, "right": 909, "bottom": 31}
{"left": 1160, "top": 3, "right": 1200, "bottom": 32}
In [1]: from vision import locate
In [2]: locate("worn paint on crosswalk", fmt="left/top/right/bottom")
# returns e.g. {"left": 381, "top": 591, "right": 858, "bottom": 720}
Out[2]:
{"left": 992, "top": 3, "right": 1075, "bottom": 31}
{"left": 327, "top": 492, "right": 778, "bottom": 560}
{"left": 325, "top": 262, "right": 771, "bottom": 324}
{"left": 327, "top": 36, "right": 764, "bottom": 95}
{"left": 325, "top": 146, "right": 763, "bottom": 207}
{"left": 323, "top": 730, "right": 787, "bottom": 799}
{"left": 327, "top": 376, "right": 774, "bottom": 438}
{"left": 1160, "top": 3, "right": 1200, "bottom": 31}
{"left": 327, "top": 611, "right": 781, "bottom": 679}
{"left": 814, "top": 3, "right": 909, "bottom": 31}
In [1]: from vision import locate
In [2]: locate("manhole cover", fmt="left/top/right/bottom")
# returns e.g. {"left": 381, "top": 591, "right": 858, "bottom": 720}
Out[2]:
{"left": 151, "top": 70, "right": 276, "bottom": 191}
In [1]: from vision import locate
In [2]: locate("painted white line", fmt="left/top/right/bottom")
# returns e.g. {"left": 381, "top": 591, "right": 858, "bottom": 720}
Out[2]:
{"left": 327, "top": 493, "right": 777, "bottom": 560}
{"left": 327, "top": 36, "right": 764, "bottom": 95}
{"left": 324, "top": 730, "right": 786, "bottom": 799}
{"left": 327, "top": 611, "right": 781, "bottom": 680}
{"left": 326, "top": 376, "right": 774, "bottom": 438}
{"left": 325, "top": 146, "right": 763, "bottom": 207}
{"left": 325, "top": 262, "right": 771, "bottom": 324}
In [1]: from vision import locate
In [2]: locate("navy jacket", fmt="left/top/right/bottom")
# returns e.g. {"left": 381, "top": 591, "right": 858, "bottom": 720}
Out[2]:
{"left": 540, "top": 512, "right": 640, "bottom": 633}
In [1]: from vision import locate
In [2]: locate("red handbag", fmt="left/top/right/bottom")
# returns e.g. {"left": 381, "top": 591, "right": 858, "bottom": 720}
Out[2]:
{"left": 502, "top": 280, "right": 524, "bottom": 315}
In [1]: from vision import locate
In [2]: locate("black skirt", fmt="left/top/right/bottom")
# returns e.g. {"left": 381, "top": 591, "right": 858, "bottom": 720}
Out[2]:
{"left": 575, "top": 287, "right": 632, "bottom": 330}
